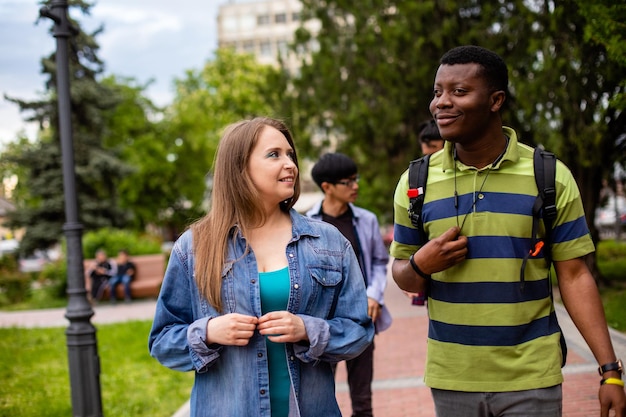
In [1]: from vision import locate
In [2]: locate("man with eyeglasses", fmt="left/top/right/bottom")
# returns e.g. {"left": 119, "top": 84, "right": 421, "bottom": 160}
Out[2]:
{"left": 307, "top": 152, "right": 391, "bottom": 417}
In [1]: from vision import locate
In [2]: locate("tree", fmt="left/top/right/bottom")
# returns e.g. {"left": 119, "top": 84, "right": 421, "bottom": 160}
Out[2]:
{"left": 290, "top": 0, "right": 625, "bottom": 282}
{"left": 97, "top": 75, "right": 171, "bottom": 232}
{"left": 2, "top": 0, "right": 131, "bottom": 255}
{"left": 574, "top": 0, "right": 626, "bottom": 110}
{"left": 574, "top": 0, "right": 626, "bottom": 173}
{"left": 502, "top": 0, "right": 625, "bottom": 274}
{"left": 291, "top": 0, "right": 510, "bottom": 221}
{"left": 157, "top": 48, "right": 288, "bottom": 238}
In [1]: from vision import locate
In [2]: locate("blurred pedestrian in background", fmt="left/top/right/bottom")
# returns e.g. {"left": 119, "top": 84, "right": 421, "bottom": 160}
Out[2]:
{"left": 308, "top": 152, "right": 391, "bottom": 417}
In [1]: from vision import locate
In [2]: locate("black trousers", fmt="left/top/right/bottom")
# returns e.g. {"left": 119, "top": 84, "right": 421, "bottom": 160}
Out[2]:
{"left": 335, "top": 341, "right": 375, "bottom": 417}
{"left": 90, "top": 275, "right": 109, "bottom": 300}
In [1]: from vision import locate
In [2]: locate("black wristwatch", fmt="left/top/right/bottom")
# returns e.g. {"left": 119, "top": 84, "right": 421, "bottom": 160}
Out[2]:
{"left": 598, "top": 359, "right": 623, "bottom": 376}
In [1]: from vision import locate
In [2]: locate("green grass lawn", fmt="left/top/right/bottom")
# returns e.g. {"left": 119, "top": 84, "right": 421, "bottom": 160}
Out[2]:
{"left": 0, "top": 320, "right": 193, "bottom": 417}
{"left": 596, "top": 239, "right": 626, "bottom": 331}
{"left": 600, "top": 288, "right": 626, "bottom": 331}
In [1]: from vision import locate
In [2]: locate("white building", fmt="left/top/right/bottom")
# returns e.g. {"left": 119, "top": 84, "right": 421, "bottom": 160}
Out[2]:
{"left": 217, "top": 0, "right": 319, "bottom": 74}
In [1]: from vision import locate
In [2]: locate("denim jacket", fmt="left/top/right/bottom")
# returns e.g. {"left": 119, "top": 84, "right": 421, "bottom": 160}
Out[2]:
{"left": 306, "top": 201, "right": 392, "bottom": 332}
{"left": 149, "top": 209, "right": 374, "bottom": 417}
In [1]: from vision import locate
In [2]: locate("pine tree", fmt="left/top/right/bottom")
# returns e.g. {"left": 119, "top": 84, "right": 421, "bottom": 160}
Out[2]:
{"left": 3, "top": 0, "right": 131, "bottom": 255}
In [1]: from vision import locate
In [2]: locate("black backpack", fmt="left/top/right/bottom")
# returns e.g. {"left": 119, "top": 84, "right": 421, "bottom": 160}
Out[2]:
{"left": 406, "top": 146, "right": 567, "bottom": 365}
{"left": 407, "top": 146, "right": 556, "bottom": 275}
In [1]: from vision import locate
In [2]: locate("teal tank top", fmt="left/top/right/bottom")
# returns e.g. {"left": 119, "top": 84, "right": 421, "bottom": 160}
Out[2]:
{"left": 259, "top": 267, "right": 291, "bottom": 417}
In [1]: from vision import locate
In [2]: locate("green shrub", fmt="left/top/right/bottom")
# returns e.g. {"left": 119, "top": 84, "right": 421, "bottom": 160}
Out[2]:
{"left": 596, "top": 240, "right": 626, "bottom": 284}
{"left": 0, "top": 273, "right": 31, "bottom": 305}
{"left": 600, "top": 288, "right": 626, "bottom": 331}
{"left": 0, "top": 253, "right": 18, "bottom": 271}
{"left": 39, "top": 260, "right": 68, "bottom": 299}
{"left": 596, "top": 239, "right": 626, "bottom": 262}
{"left": 82, "top": 228, "right": 162, "bottom": 259}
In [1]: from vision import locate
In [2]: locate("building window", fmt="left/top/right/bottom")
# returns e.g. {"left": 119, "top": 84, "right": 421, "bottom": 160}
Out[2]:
{"left": 258, "top": 14, "right": 270, "bottom": 25}
{"left": 222, "top": 16, "right": 238, "bottom": 32}
{"left": 277, "top": 40, "right": 288, "bottom": 57}
{"left": 243, "top": 40, "right": 255, "bottom": 53}
{"left": 292, "top": 12, "right": 300, "bottom": 22}
{"left": 241, "top": 14, "right": 255, "bottom": 30}
{"left": 275, "top": 13, "right": 287, "bottom": 23}
{"left": 309, "top": 39, "right": 320, "bottom": 53}
{"left": 239, "top": 14, "right": 256, "bottom": 30}
{"left": 260, "top": 40, "right": 272, "bottom": 57}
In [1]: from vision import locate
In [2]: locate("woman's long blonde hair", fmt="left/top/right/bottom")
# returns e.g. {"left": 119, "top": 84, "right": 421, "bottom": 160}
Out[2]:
{"left": 191, "top": 117, "right": 301, "bottom": 311}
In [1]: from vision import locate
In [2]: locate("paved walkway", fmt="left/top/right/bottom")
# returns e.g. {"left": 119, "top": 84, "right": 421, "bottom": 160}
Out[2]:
{"left": 0, "top": 298, "right": 157, "bottom": 328}
{"left": 331, "top": 279, "right": 626, "bottom": 417}
{"left": 2, "top": 274, "right": 625, "bottom": 417}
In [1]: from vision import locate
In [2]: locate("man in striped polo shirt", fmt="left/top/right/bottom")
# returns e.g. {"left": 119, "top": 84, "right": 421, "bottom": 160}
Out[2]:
{"left": 390, "top": 45, "right": 625, "bottom": 416}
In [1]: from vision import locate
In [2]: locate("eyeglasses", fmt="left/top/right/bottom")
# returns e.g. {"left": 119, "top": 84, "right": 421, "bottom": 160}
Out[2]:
{"left": 335, "top": 176, "right": 359, "bottom": 187}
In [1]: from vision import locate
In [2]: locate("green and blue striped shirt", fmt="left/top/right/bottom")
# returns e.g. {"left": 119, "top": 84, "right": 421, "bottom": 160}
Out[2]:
{"left": 390, "top": 127, "right": 594, "bottom": 392}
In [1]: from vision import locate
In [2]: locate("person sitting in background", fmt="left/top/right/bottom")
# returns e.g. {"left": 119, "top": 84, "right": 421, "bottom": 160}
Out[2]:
{"left": 108, "top": 249, "right": 135, "bottom": 304}
{"left": 87, "top": 249, "right": 115, "bottom": 303}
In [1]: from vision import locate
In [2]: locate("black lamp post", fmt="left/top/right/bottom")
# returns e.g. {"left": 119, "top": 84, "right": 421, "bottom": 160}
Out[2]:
{"left": 39, "top": 1, "right": 103, "bottom": 416}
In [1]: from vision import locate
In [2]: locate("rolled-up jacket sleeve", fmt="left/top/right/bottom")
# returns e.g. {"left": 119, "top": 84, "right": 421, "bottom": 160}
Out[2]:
{"left": 149, "top": 238, "right": 221, "bottom": 373}
{"left": 293, "top": 315, "right": 330, "bottom": 361}
{"left": 187, "top": 317, "right": 223, "bottom": 373}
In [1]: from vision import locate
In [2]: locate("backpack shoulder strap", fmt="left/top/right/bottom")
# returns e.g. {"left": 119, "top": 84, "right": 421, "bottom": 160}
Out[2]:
{"left": 520, "top": 146, "right": 557, "bottom": 288}
{"left": 407, "top": 154, "right": 431, "bottom": 244}
{"left": 534, "top": 147, "right": 557, "bottom": 249}
{"left": 532, "top": 147, "right": 566, "bottom": 367}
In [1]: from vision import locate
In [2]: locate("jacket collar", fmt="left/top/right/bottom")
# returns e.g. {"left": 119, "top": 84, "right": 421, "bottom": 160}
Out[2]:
{"left": 308, "top": 200, "right": 359, "bottom": 219}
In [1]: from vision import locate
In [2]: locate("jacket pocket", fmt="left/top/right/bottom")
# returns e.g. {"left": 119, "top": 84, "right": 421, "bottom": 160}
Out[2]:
{"left": 306, "top": 265, "right": 343, "bottom": 318}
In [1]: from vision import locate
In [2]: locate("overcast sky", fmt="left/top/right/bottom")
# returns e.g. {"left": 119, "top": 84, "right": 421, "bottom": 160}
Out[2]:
{"left": 0, "top": 0, "right": 236, "bottom": 146}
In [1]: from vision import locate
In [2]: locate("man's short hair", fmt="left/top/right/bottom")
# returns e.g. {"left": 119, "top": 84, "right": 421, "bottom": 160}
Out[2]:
{"left": 440, "top": 45, "right": 508, "bottom": 94}
{"left": 418, "top": 119, "right": 442, "bottom": 144}
{"left": 311, "top": 153, "right": 357, "bottom": 189}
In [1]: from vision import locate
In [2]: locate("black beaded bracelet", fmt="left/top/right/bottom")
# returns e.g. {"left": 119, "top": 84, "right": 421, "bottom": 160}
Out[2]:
{"left": 409, "top": 254, "right": 431, "bottom": 280}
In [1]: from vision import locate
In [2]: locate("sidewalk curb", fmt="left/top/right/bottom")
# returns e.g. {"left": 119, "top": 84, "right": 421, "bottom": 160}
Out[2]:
{"left": 171, "top": 401, "right": 190, "bottom": 417}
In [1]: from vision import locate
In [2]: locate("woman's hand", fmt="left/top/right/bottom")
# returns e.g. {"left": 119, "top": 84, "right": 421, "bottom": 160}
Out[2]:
{"left": 257, "top": 311, "right": 308, "bottom": 343}
{"left": 206, "top": 313, "right": 258, "bottom": 346}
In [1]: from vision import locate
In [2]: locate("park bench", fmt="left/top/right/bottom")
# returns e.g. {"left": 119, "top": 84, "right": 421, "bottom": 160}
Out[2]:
{"left": 84, "top": 253, "right": 166, "bottom": 300}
